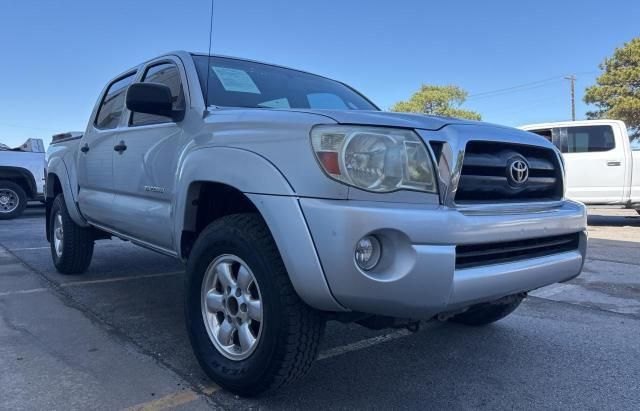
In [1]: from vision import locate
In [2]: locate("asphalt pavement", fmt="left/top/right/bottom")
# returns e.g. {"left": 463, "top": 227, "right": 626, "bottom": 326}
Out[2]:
{"left": 1, "top": 205, "right": 639, "bottom": 410}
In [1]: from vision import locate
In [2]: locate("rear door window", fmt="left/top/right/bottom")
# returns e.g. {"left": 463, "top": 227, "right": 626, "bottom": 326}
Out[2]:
{"left": 130, "top": 63, "right": 185, "bottom": 126}
{"left": 95, "top": 72, "right": 137, "bottom": 129}
{"left": 530, "top": 125, "right": 615, "bottom": 153}
{"left": 565, "top": 125, "right": 615, "bottom": 153}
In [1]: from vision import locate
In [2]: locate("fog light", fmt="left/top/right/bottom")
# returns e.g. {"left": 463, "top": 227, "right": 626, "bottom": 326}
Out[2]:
{"left": 355, "top": 235, "right": 381, "bottom": 270}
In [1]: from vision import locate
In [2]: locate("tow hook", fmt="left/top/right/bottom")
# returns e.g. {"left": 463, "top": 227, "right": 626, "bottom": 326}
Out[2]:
{"left": 490, "top": 292, "right": 527, "bottom": 305}
{"left": 436, "top": 292, "right": 529, "bottom": 321}
{"left": 436, "top": 307, "right": 469, "bottom": 322}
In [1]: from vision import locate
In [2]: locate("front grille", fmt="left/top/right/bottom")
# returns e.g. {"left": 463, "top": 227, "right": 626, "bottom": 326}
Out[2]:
{"left": 456, "top": 233, "right": 580, "bottom": 269}
{"left": 455, "top": 141, "right": 563, "bottom": 203}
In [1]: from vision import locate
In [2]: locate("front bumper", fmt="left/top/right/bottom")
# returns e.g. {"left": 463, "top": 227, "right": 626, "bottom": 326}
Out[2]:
{"left": 300, "top": 199, "right": 587, "bottom": 319}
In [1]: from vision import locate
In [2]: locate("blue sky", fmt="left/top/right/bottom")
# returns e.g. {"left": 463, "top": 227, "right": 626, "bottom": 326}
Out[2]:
{"left": 1, "top": 0, "right": 639, "bottom": 147}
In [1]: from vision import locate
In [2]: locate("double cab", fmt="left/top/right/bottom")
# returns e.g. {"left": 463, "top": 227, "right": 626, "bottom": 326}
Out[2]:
{"left": 46, "top": 51, "right": 587, "bottom": 395}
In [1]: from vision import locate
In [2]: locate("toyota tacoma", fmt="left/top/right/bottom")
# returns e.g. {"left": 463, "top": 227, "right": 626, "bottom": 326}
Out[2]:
{"left": 45, "top": 51, "right": 587, "bottom": 396}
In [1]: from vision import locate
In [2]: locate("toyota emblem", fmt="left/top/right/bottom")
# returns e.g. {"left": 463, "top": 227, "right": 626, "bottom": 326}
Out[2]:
{"left": 507, "top": 158, "right": 529, "bottom": 186}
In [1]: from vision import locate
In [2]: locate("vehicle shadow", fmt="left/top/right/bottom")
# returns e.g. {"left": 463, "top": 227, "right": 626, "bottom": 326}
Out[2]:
{"left": 12, "top": 203, "right": 46, "bottom": 218}
{"left": 226, "top": 298, "right": 639, "bottom": 409}
{"left": 2, "top": 208, "right": 638, "bottom": 408}
{"left": 587, "top": 213, "right": 640, "bottom": 227}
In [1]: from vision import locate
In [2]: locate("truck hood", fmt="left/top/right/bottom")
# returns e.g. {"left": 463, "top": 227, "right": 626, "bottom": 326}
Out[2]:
{"left": 290, "top": 109, "right": 555, "bottom": 149}
{"left": 287, "top": 109, "right": 483, "bottom": 130}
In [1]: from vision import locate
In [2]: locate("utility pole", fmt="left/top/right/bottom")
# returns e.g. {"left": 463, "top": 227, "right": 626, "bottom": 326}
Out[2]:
{"left": 564, "top": 75, "right": 576, "bottom": 121}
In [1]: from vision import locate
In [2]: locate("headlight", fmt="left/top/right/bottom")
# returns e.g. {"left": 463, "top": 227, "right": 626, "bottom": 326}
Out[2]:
{"left": 311, "top": 125, "right": 437, "bottom": 193}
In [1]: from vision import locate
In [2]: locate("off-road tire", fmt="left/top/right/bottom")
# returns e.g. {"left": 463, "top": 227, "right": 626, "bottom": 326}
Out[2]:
{"left": 50, "top": 194, "right": 94, "bottom": 274}
{"left": 185, "top": 213, "right": 325, "bottom": 397}
{"left": 449, "top": 295, "right": 523, "bottom": 326}
{"left": 0, "top": 180, "right": 27, "bottom": 220}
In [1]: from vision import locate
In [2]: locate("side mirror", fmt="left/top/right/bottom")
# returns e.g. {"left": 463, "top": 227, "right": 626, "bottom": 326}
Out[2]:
{"left": 126, "top": 83, "right": 184, "bottom": 121}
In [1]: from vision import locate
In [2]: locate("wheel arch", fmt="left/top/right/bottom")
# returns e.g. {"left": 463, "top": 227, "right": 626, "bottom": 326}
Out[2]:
{"left": 174, "top": 146, "right": 296, "bottom": 255}
{"left": 45, "top": 172, "right": 64, "bottom": 241}
{"left": 179, "top": 181, "right": 260, "bottom": 258}
{"left": 45, "top": 157, "right": 89, "bottom": 241}
{"left": 175, "top": 147, "right": 345, "bottom": 312}
{"left": 0, "top": 166, "right": 37, "bottom": 198}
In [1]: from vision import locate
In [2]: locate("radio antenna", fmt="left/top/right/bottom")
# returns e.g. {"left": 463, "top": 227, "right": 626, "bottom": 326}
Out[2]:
{"left": 204, "top": 0, "right": 214, "bottom": 111}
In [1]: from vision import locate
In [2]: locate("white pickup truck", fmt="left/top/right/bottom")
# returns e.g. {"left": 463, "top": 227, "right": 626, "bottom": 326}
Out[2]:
{"left": 0, "top": 138, "right": 45, "bottom": 219}
{"left": 522, "top": 120, "right": 639, "bottom": 213}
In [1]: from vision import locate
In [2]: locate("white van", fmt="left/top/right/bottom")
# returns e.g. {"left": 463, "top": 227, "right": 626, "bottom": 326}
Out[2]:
{"left": 521, "top": 120, "right": 639, "bottom": 212}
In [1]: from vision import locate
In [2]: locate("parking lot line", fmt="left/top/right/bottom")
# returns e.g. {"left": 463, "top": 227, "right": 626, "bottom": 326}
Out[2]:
{"left": 61, "top": 271, "right": 183, "bottom": 287}
{"left": 122, "top": 385, "right": 219, "bottom": 411}
{"left": 122, "top": 331, "right": 418, "bottom": 409}
{"left": 0, "top": 287, "right": 47, "bottom": 297}
{"left": 317, "top": 328, "right": 413, "bottom": 360}
{"left": 530, "top": 283, "right": 577, "bottom": 298}
{"left": 0, "top": 271, "right": 184, "bottom": 297}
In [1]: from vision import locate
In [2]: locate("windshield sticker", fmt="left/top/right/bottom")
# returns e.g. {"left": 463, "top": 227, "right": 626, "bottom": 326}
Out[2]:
{"left": 258, "top": 98, "right": 290, "bottom": 109}
{"left": 212, "top": 67, "right": 261, "bottom": 94}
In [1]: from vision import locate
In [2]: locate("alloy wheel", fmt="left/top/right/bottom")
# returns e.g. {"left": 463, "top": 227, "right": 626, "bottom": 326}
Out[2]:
{"left": 201, "top": 254, "right": 263, "bottom": 360}
{"left": 53, "top": 211, "right": 64, "bottom": 258}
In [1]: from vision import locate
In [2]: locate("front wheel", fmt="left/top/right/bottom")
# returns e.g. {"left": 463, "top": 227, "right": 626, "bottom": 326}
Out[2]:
{"left": 185, "top": 214, "right": 325, "bottom": 396}
{"left": 49, "top": 194, "right": 94, "bottom": 274}
{"left": 449, "top": 295, "right": 524, "bottom": 326}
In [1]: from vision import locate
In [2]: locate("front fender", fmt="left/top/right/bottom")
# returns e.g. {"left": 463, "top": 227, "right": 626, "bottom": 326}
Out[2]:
{"left": 174, "top": 147, "right": 346, "bottom": 312}
{"left": 174, "top": 147, "right": 295, "bottom": 240}
{"left": 176, "top": 146, "right": 295, "bottom": 196}
{"left": 46, "top": 157, "right": 88, "bottom": 228}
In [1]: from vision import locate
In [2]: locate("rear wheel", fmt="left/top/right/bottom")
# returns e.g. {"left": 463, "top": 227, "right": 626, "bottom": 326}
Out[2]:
{"left": 449, "top": 295, "right": 524, "bottom": 326}
{"left": 185, "top": 213, "right": 325, "bottom": 396}
{"left": 49, "top": 194, "right": 94, "bottom": 274}
{"left": 0, "top": 180, "right": 27, "bottom": 220}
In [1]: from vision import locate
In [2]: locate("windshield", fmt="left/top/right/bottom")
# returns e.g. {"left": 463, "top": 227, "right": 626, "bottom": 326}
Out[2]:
{"left": 192, "top": 55, "right": 378, "bottom": 111}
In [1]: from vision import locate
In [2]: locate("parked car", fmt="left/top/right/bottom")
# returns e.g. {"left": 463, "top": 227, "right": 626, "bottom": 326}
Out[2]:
{"left": 0, "top": 138, "right": 45, "bottom": 219}
{"left": 46, "top": 51, "right": 587, "bottom": 396}
{"left": 521, "top": 120, "right": 639, "bottom": 213}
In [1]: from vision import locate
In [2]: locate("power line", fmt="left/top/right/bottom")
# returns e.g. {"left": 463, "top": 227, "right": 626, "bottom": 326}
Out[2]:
{"left": 466, "top": 70, "right": 601, "bottom": 101}
{"left": 467, "top": 76, "right": 564, "bottom": 99}
{"left": 478, "top": 96, "right": 559, "bottom": 116}
{"left": 466, "top": 80, "right": 565, "bottom": 101}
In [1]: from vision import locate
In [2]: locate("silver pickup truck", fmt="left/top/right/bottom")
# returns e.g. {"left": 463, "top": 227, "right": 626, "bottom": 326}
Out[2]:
{"left": 46, "top": 51, "right": 587, "bottom": 396}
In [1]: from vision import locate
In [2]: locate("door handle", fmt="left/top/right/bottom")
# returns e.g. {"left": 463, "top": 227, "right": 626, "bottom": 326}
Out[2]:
{"left": 606, "top": 160, "right": 621, "bottom": 166}
{"left": 114, "top": 141, "right": 127, "bottom": 153}
{"left": 80, "top": 143, "right": 89, "bottom": 153}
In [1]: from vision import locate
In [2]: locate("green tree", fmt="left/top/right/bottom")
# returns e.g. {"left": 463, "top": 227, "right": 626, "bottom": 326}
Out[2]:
{"left": 390, "top": 84, "right": 481, "bottom": 120}
{"left": 584, "top": 37, "right": 640, "bottom": 138}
